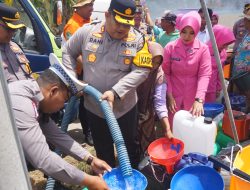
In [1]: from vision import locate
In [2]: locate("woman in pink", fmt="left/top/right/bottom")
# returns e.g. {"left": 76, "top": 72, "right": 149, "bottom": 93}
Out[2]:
{"left": 205, "top": 25, "right": 235, "bottom": 102}
{"left": 162, "top": 11, "right": 212, "bottom": 126}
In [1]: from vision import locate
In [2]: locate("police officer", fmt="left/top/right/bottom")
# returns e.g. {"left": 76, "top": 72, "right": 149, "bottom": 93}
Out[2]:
{"left": 0, "top": 3, "right": 32, "bottom": 83}
{"left": 63, "top": 0, "right": 153, "bottom": 168}
{"left": 9, "top": 62, "right": 111, "bottom": 189}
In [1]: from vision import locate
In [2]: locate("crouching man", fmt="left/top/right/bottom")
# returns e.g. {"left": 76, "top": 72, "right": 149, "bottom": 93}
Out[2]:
{"left": 8, "top": 63, "right": 111, "bottom": 189}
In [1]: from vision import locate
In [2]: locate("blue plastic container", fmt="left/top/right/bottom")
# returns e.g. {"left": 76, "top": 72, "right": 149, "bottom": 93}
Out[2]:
{"left": 203, "top": 103, "right": 224, "bottom": 118}
{"left": 103, "top": 168, "right": 148, "bottom": 190}
{"left": 222, "top": 93, "right": 246, "bottom": 112}
{"left": 170, "top": 166, "right": 224, "bottom": 190}
{"left": 174, "top": 153, "right": 213, "bottom": 172}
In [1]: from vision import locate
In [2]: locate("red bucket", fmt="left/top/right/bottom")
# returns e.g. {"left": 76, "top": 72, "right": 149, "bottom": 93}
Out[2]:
{"left": 148, "top": 138, "right": 184, "bottom": 174}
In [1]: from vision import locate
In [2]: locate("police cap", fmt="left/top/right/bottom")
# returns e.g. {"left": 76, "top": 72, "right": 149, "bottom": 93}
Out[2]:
{"left": 108, "top": 0, "right": 136, "bottom": 26}
{"left": 0, "top": 3, "right": 25, "bottom": 29}
{"left": 49, "top": 54, "right": 86, "bottom": 95}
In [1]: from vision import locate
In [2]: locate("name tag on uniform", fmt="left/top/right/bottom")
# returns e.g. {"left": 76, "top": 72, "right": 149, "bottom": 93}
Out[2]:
{"left": 171, "top": 57, "right": 181, "bottom": 61}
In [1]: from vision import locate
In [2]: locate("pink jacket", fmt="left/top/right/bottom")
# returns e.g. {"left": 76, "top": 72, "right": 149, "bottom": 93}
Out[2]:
{"left": 206, "top": 25, "right": 235, "bottom": 93}
{"left": 162, "top": 11, "right": 211, "bottom": 110}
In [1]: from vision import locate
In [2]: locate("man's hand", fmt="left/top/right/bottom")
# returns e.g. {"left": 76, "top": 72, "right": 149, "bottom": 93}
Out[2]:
{"left": 81, "top": 174, "right": 109, "bottom": 190}
{"left": 91, "top": 157, "right": 112, "bottom": 177}
{"left": 101, "top": 90, "right": 115, "bottom": 109}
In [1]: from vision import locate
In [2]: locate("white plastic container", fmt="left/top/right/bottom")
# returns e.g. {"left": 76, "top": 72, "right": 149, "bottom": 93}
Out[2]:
{"left": 173, "top": 110, "right": 217, "bottom": 156}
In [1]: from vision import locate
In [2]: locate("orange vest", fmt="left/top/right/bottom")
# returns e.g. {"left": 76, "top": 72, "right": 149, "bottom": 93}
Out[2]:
{"left": 63, "top": 12, "right": 90, "bottom": 75}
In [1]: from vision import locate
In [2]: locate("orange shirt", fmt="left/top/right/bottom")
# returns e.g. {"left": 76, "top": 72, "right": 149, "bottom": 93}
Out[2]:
{"left": 63, "top": 12, "right": 90, "bottom": 40}
{"left": 63, "top": 12, "right": 90, "bottom": 75}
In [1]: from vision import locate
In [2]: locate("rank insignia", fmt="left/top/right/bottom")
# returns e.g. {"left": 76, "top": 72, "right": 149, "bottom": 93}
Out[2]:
{"left": 123, "top": 49, "right": 132, "bottom": 55}
{"left": 92, "top": 33, "right": 103, "bottom": 38}
{"left": 91, "top": 44, "right": 99, "bottom": 51}
{"left": 88, "top": 53, "right": 96, "bottom": 63}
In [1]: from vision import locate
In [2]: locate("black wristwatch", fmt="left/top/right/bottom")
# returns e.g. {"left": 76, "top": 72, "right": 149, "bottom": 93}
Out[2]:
{"left": 110, "top": 89, "right": 119, "bottom": 99}
{"left": 195, "top": 98, "right": 204, "bottom": 103}
{"left": 86, "top": 155, "right": 94, "bottom": 165}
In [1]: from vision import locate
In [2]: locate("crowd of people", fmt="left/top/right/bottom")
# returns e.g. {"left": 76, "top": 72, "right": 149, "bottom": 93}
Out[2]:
{"left": 0, "top": 0, "right": 250, "bottom": 189}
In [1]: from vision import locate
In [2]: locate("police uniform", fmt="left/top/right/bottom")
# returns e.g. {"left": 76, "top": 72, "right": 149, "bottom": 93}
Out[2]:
{"left": 62, "top": 0, "right": 152, "bottom": 167}
{"left": 8, "top": 63, "right": 93, "bottom": 185}
{"left": 0, "top": 3, "right": 32, "bottom": 83}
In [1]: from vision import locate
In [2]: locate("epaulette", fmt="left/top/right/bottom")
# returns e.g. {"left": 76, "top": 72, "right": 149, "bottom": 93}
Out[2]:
{"left": 132, "top": 27, "right": 146, "bottom": 52}
{"left": 133, "top": 26, "right": 145, "bottom": 37}
{"left": 90, "top": 20, "right": 102, "bottom": 25}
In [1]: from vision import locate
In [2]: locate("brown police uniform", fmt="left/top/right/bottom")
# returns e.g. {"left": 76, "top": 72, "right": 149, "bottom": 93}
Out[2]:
{"left": 62, "top": 0, "right": 153, "bottom": 168}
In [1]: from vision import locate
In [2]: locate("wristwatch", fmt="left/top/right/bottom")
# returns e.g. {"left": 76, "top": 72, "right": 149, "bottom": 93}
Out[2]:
{"left": 86, "top": 155, "right": 94, "bottom": 165}
{"left": 195, "top": 98, "right": 204, "bottom": 103}
{"left": 110, "top": 89, "right": 119, "bottom": 99}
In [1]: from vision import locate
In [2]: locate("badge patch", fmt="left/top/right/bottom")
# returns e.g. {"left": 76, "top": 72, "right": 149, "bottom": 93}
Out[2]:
{"left": 92, "top": 33, "right": 103, "bottom": 38}
{"left": 124, "top": 58, "right": 131, "bottom": 65}
{"left": 91, "top": 44, "right": 99, "bottom": 51}
{"left": 17, "top": 54, "right": 29, "bottom": 63}
{"left": 88, "top": 53, "right": 96, "bottom": 63}
{"left": 123, "top": 49, "right": 132, "bottom": 55}
{"left": 125, "top": 8, "right": 132, "bottom": 15}
{"left": 25, "top": 63, "right": 32, "bottom": 74}
{"left": 10, "top": 45, "right": 20, "bottom": 52}
{"left": 170, "top": 57, "right": 181, "bottom": 61}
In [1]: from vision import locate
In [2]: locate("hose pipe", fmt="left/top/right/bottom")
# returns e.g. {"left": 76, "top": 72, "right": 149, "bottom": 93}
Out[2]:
{"left": 83, "top": 85, "right": 133, "bottom": 177}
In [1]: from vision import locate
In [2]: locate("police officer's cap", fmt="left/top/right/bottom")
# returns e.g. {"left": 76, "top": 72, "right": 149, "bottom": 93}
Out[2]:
{"left": 0, "top": 3, "right": 25, "bottom": 29}
{"left": 49, "top": 54, "right": 87, "bottom": 95}
{"left": 109, "top": 0, "right": 136, "bottom": 26}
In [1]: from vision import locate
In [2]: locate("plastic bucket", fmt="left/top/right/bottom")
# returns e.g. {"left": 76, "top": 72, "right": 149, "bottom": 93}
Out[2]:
{"left": 170, "top": 166, "right": 224, "bottom": 190}
{"left": 203, "top": 103, "right": 224, "bottom": 118}
{"left": 103, "top": 168, "right": 147, "bottom": 190}
{"left": 147, "top": 138, "right": 184, "bottom": 174}
{"left": 230, "top": 145, "right": 250, "bottom": 190}
{"left": 231, "top": 71, "right": 250, "bottom": 92}
{"left": 222, "top": 110, "right": 250, "bottom": 141}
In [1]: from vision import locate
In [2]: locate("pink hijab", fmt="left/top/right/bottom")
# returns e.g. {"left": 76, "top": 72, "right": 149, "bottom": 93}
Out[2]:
{"left": 211, "top": 24, "right": 235, "bottom": 48}
{"left": 175, "top": 13, "right": 184, "bottom": 30}
{"left": 179, "top": 11, "right": 201, "bottom": 37}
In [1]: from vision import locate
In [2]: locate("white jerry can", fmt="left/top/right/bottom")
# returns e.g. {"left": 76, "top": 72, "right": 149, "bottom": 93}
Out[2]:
{"left": 173, "top": 110, "right": 217, "bottom": 155}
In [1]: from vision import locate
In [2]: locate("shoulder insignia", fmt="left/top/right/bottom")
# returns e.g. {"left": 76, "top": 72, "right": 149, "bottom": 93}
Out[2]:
{"left": 133, "top": 40, "right": 152, "bottom": 68}
{"left": 91, "top": 20, "right": 102, "bottom": 25}
{"left": 123, "top": 32, "right": 136, "bottom": 42}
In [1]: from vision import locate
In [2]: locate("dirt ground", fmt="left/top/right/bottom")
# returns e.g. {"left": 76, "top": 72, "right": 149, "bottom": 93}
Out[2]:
{"left": 29, "top": 121, "right": 95, "bottom": 190}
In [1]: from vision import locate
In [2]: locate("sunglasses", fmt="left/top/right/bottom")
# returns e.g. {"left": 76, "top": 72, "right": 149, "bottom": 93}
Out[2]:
{"left": 0, "top": 23, "right": 17, "bottom": 32}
